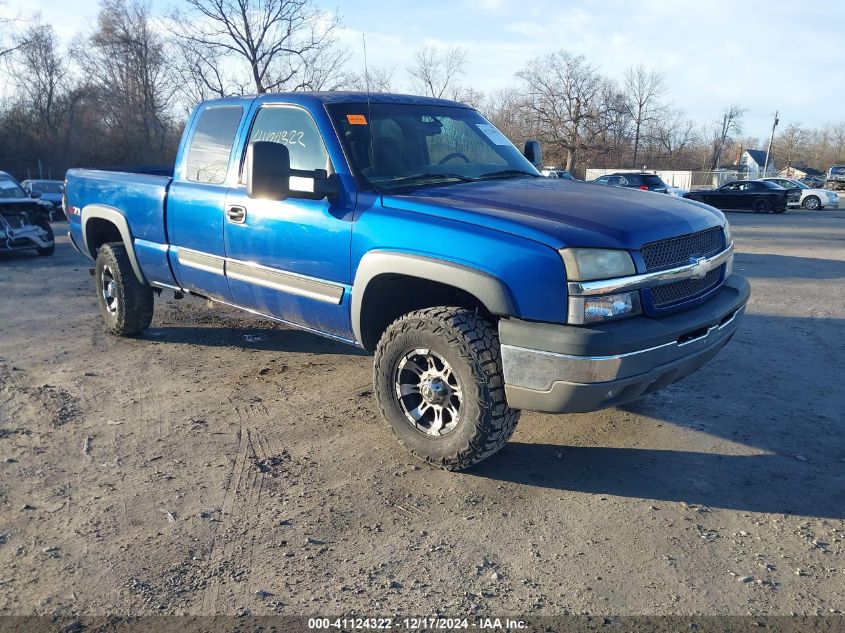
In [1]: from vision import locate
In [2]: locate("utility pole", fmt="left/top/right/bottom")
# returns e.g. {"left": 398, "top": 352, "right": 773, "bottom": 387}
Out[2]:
{"left": 713, "top": 113, "right": 728, "bottom": 171}
{"left": 763, "top": 110, "right": 778, "bottom": 176}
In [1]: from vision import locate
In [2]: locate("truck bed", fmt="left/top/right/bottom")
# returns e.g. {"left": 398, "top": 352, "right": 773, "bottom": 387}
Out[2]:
{"left": 65, "top": 169, "right": 172, "bottom": 247}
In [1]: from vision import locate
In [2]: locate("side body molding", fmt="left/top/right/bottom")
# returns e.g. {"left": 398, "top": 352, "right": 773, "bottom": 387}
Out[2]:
{"left": 81, "top": 204, "right": 146, "bottom": 285}
{"left": 350, "top": 251, "right": 516, "bottom": 345}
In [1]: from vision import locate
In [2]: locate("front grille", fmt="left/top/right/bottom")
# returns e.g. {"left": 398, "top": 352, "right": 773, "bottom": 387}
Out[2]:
{"left": 651, "top": 268, "right": 721, "bottom": 307}
{"left": 640, "top": 227, "right": 724, "bottom": 272}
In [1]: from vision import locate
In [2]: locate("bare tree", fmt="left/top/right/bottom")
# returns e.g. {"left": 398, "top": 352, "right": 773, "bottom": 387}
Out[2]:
{"left": 75, "top": 0, "right": 177, "bottom": 164}
{"left": 585, "top": 79, "right": 630, "bottom": 168}
{"left": 775, "top": 122, "right": 808, "bottom": 173}
{"left": 407, "top": 45, "right": 467, "bottom": 99}
{"left": 649, "top": 107, "right": 699, "bottom": 168}
{"left": 710, "top": 105, "right": 745, "bottom": 170}
{"left": 0, "top": 2, "right": 28, "bottom": 59}
{"left": 623, "top": 64, "right": 665, "bottom": 168}
{"left": 516, "top": 50, "right": 604, "bottom": 172}
{"left": 828, "top": 122, "right": 845, "bottom": 163}
{"left": 13, "top": 23, "right": 76, "bottom": 147}
{"left": 349, "top": 65, "right": 395, "bottom": 94}
{"left": 366, "top": 67, "right": 395, "bottom": 93}
{"left": 483, "top": 89, "right": 531, "bottom": 146}
{"left": 449, "top": 86, "right": 485, "bottom": 109}
{"left": 169, "top": 0, "right": 347, "bottom": 98}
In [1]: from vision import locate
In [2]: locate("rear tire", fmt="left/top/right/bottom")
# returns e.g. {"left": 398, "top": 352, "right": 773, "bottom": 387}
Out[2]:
{"left": 752, "top": 198, "right": 770, "bottom": 213}
{"left": 802, "top": 195, "right": 821, "bottom": 210}
{"left": 35, "top": 220, "right": 55, "bottom": 256}
{"left": 94, "top": 243, "right": 154, "bottom": 337}
{"left": 373, "top": 307, "right": 520, "bottom": 471}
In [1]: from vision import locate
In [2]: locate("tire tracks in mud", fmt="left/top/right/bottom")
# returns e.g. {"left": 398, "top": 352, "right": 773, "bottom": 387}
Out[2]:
{"left": 199, "top": 419, "right": 267, "bottom": 614}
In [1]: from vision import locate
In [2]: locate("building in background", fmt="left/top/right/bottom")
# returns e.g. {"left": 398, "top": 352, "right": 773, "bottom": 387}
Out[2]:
{"left": 735, "top": 149, "right": 777, "bottom": 179}
{"left": 778, "top": 165, "right": 824, "bottom": 180}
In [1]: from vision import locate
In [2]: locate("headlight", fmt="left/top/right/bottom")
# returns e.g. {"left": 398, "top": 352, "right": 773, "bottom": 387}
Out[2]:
{"left": 568, "top": 292, "right": 641, "bottom": 324}
{"left": 560, "top": 248, "right": 635, "bottom": 281}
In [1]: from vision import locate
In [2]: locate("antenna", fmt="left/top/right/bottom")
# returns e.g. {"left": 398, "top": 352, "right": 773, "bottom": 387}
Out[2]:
{"left": 362, "top": 33, "right": 375, "bottom": 171}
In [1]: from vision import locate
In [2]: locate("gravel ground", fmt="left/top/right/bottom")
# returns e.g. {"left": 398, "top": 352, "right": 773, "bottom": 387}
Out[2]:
{"left": 0, "top": 208, "right": 843, "bottom": 620}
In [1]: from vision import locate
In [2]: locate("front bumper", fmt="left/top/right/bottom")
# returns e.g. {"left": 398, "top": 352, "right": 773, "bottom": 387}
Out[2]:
{"left": 1, "top": 224, "right": 54, "bottom": 252}
{"left": 500, "top": 275, "right": 750, "bottom": 413}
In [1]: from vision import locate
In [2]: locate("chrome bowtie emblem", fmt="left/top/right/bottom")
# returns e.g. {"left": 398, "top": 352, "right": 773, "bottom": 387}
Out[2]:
{"left": 689, "top": 256, "right": 710, "bottom": 280}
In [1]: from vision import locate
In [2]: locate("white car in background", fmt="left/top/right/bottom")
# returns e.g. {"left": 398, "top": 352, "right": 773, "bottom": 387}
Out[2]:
{"left": 762, "top": 177, "right": 839, "bottom": 210}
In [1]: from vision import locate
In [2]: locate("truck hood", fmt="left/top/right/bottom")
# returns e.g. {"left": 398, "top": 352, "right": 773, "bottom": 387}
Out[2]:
{"left": 382, "top": 178, "right": 725, "bottom": 250}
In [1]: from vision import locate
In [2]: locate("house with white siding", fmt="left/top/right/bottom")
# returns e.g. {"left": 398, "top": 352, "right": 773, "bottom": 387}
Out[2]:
{"left": 736, "top": 149, "right": 776, "bottom": 178}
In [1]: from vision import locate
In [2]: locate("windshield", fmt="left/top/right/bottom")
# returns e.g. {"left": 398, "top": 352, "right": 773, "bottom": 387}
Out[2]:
{"left": 31, "top": 181, "right": 64, "bottom": 193}
{"left": 327, "top": 102, "right": 539, "bottom": 191}
{"left": 0, "top": 175, "right": 27, "bottom": 199}
{"left": 831, "top": 166, "right": 845, "bottom": 175}
{"left": 791, "top": 180, "right": 809, "bottom": 189}
{"left": 627, "top": 174, "right": 666, "bottom": 186}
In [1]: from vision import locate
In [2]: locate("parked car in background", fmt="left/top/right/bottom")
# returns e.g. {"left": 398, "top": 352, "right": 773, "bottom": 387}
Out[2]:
{"left": 591, "top": 172, "right": 669, "bottom": 193}
{"left": 683, "top": 180, "right": 799, "bottom": 213}
{"left": 799, "top": 176, "right": 825, "bottom": 189}
{"left": 826, "top": 165, "right": 845, "bottom": 191}
{"left": 542, "top": 168, "right": 574, "bottom": 180}
{"left": 0, "top": 171, "right": 55, "bottom": 256}
{"left": 22, "top": 179, "right": 66, "bottom": 220}
{"left": 762, "top": 177, "right": 839, "bottom": 210}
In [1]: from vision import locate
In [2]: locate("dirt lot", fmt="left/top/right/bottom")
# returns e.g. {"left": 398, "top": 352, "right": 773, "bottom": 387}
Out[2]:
{"left": 1, "top": 208, "right": 843, "bottom": 621}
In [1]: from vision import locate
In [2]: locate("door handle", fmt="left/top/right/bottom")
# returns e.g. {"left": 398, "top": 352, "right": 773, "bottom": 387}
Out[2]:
{"left": 226, "top": 205, "right": 246, "bottom": 224}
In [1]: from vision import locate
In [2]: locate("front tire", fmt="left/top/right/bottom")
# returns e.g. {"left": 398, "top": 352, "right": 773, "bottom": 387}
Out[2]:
{"left": 373, "top": 307, "right": 520, "bottom": 471}
{"left": 35, "top": 220, "right": 55, "bottom": 256}
{"left": 802, "top": 195, "right": 821, "bottom": 210}
{"left": 95, "top": 243, "right": 154, "bottom": 336}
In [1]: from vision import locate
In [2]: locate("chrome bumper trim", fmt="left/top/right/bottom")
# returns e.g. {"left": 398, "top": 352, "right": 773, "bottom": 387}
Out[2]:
{"left": 501, "top": 305, "right": 744, "bottom": 389}
{"left": 568, "top": 243, "right": 734, "bottom": 297}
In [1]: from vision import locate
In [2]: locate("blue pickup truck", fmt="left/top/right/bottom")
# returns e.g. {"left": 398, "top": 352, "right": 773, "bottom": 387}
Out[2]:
{"left": 65, "top": 92, "right": 749, "bottom": 470}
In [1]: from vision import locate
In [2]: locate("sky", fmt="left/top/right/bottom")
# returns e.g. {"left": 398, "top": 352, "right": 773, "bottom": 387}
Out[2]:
{"left": 7, "top": 0, "right": 845, "bottom": 144}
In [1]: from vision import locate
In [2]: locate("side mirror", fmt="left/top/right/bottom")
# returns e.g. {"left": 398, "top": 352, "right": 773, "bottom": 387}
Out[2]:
{"left": 29, "top": 190, "right": 42, "bottom": 199}
{"left": 246, "top": 141, "right": 292, "bottom": 200}
{"left": 246, "top": 140, "right": 340, "bottom": 201}
{"left": 523, "top": 140, "right": 543, "bottom": 168}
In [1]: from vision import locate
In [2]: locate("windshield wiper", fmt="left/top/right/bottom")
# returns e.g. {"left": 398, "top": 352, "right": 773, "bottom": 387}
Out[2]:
{"left": 387, "top": 173, "right": 476, "bottom": 186}
{"left": 476, "top": 169, "right": 539, "bottom": 180}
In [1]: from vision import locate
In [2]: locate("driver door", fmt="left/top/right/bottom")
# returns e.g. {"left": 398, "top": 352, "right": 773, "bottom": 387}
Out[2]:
{"left": 223, "top": 104, "right": 353, "bottom": 340}
{"left": 719, "top": 183, "right": 740, "bottom": 208}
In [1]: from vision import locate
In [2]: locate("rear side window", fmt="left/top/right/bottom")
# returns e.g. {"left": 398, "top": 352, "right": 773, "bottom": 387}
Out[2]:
{"left": 185, "top": 106, "right": 243, "bottom": 184}
{"left": 246, "top": 106, "right": 329, "bottom": 172}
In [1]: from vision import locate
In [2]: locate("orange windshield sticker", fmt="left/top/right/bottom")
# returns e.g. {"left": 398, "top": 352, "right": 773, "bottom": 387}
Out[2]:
{"left": 347, "top": 114, "right": 368, "bottom": 125}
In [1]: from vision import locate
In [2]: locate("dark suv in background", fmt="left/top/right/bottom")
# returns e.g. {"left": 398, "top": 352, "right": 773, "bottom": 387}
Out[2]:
{"left": 22, "top": 179, "right": 66, "bottom": 220}
{"left": 592, "top": 172, "right": 669, "bottom": 193}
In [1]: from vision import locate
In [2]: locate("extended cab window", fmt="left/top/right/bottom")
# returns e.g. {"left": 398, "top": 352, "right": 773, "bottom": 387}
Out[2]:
{"left": 246, "top": 106, "right": 329, "bottom": 172}
{"left": 184, "top": 106, "right": 243, "bottom": 184}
